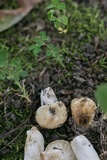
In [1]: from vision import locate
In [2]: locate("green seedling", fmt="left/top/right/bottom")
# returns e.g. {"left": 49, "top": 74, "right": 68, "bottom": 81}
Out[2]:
{"left": 28, "top": 31, "right": 64, "bottom": 66}
{"left": 47, "top": 0, "right": 68, "bottom": 33}
{"left": 0, "top": 48, "right": 28, "bottom": 82}
{"left": 14, "top": 81, "right": 31, "bottom": 103}
{"left": 98, "top": 57, "right": 107, "bottom": 69}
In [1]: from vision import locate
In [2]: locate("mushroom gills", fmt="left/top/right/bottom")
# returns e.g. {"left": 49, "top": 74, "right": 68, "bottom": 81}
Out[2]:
{"left": 43, "top": 140, "right": 77, "bottom": 160}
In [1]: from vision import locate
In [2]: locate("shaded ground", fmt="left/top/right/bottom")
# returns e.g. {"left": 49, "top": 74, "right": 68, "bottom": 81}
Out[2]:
{"left": 0, "top": 0, "right": 107, "bottom": 159}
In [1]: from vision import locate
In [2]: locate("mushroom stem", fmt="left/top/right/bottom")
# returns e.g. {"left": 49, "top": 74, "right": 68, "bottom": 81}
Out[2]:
{"left": 41, "top": 87, "right": 58, "bottom": 106}
{"left": 24, "top": 126, "right": 44, "bottom": 160}
{"left": 71, "top": 135, "right": 100, "bottom": 160}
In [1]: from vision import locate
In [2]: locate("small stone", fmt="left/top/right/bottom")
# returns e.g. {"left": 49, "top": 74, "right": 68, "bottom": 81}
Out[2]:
{"left": 3, "top": 112, "right": 12, "bottom": 118}
{"left": 98, "top": 74, "right": 105, "bottom": 80}
{"left": 11, "top": 114, "right": 16, "bottom": 121}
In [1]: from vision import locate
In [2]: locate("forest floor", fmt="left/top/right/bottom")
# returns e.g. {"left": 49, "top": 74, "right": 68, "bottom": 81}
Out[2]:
{"left": 0, "top": 0, "right": 107, "bottom": 159}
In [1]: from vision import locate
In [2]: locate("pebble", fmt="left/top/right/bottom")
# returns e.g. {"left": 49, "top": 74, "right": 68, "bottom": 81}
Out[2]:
{"left": 3, "top": 112, "right": 12, "bottom": 119}
{"left": 11, "top": 114, "right": 16, "bottom": 121}
{"left": 98, "top": 73, "right": 105, "bottom": 80}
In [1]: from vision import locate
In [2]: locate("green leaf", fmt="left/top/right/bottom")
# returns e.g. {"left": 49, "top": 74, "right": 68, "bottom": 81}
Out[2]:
{"left": 41, "top": 36, "right": 50, "bottom": 41}
{"left": 47, "top": 4, "right": 55, "bottom": 9}
{"left": 0, "top": 49, "right": 8, "bottom": 67}
{"left": 38, "top": 32, "right": 50, "bottom": 41}
{"left": 54, "top": 21, "right": 61, "bottom": 28}
{"left": 28, "top": 44, "right": 36, "bottom": 51}
{"left": 13, "top": 74, "right": 20, "bottom": 82}
{"left": 56, "top": 15, "right": 68, "bottom": 25}
{"left": 34, "top": 37, "right": 41, "bottom": 43}
{"left": 19, "top": 70, "right": 28, "bottom": 78}
{"left": 95, "top": 84, "right": 107, "bottom": 113}
{"left": 60, "top": 15, "right": 68, "bottom": 25}
{"left": 49, "top": 9, "right": 55, "bottom": 13}
{"left": 36, "top": 43, "right": 44, "bottom": 47}
{"left": 53, "top": 46, "right": 59, "bottom": 52}
{"left": 51, "top": 0, "right": 59, "bottom": 5}
{"left": 57, "top": 17, "right": 61, "bottom": 23}
{"left": 47, "top": 10, "right": 56, "bottom": 21}
{"left": 0, "top": 74, "right": 6, "bottom": 80}
{"left": 39, "top": 31, "right": 46, "bottom": 37}
{"left": 10, "top": 58, "right": 22, "bottom": 69}
{"left": 33, "top": 47, "right": 41, "bottom": 56}
{"left": 48, "top": 44, "right": 54, "bottom": 50}
{"left": 51, "top": 47, "right": 59, "bottom": 57}
{"left": 46, "top": 49, "right": 51, "bottom": 56}
{"left": 34, "top": 38, "right": 44, "bottom": 45}
{"left": 57, "top": 2, "right": 66, "bottom": 10}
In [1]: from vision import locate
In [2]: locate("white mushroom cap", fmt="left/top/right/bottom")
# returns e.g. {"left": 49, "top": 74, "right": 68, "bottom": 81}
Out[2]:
{"left": 71, "top": 135, "right": 100, "bottom": 160}
{"left": 41, "top": 87, "right": 58, "bottom": 106}
{"left": 35, "top": 101, "right": 67, "bottom": 129}
{"left": 24, "top": 126, "right": 44, "bottom": 160}
{"left": 71, "top": 97, "right": 97, "bottom": 126}
{"left": 41, "top": 140, "right": 77, "bottom": 160}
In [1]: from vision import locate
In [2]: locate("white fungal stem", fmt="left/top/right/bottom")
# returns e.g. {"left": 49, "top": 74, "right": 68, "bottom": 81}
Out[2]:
{"left": 24, "top": 126, "right": 44, "bottom": 160}
{"left": 71, "top": 135, "right": 100, "bottom": 160}
{"left": 41, "top": 87, "right": 58, "bottom": 106}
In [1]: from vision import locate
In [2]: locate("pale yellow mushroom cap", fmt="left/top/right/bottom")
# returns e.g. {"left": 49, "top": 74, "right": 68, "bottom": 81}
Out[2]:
{"left": 42, "top": 140, "right": 77, "bottom": 160}
{"left": 71, "top": 97, "right": 97, "bottom": 126}
{"left": 35, "top": 101, "right": 67, "bottom": 129}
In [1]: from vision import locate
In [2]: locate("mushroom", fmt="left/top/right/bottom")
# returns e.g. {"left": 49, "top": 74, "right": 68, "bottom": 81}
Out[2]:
{"left": 71, "top": 135, "right": 100, "bottom": 160}
{"left": 35, "top": 87, "right": 68, "bottom": 129}
{"left": 41, "top": 140, "right": 77, "bottom": 160}
{"left": 71, "top": 97, "right": 97, "bottom": 126}
{"left": 24, "top": 126, "right": 44, "bottom": 160}
{"left": 35, "top": 101, "right": 67, "bottom": 129}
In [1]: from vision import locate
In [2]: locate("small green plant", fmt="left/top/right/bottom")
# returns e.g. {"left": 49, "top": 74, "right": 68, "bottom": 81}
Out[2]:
{"left": 95, "top": 84, "right": 107, "bottom": 113}
{"left": 47, "top": 0, "right": 68, "bottom": 33}
{"left": 98, "top": 57, "right": 107, "bottom": 69}
{"left": 0, "top": 48, "right": 30, "bottom": 102}
{"left": 0, "top": 48, "right": 28, "bottom": 82}
{"left": 28, "top": 31, "right": 64, "bottom": 65}
{"left": 67, "top": 1, "right": 106, "bottom": 42}
{"left": 13, "top": 81, "right": 31, "bottom": 102}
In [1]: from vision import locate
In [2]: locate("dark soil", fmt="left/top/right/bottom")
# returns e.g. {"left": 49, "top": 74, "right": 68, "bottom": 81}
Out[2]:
{"left": 0, "top": 0, "right": 107, "bottom": 160}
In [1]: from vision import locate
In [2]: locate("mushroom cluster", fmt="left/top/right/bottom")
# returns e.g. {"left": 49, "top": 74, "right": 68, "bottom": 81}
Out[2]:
{"left": 24, "top": 127, "right": 100, "bottom": 160}
{"left": 24, "top": 87, "right": 100, "bottom": 160}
